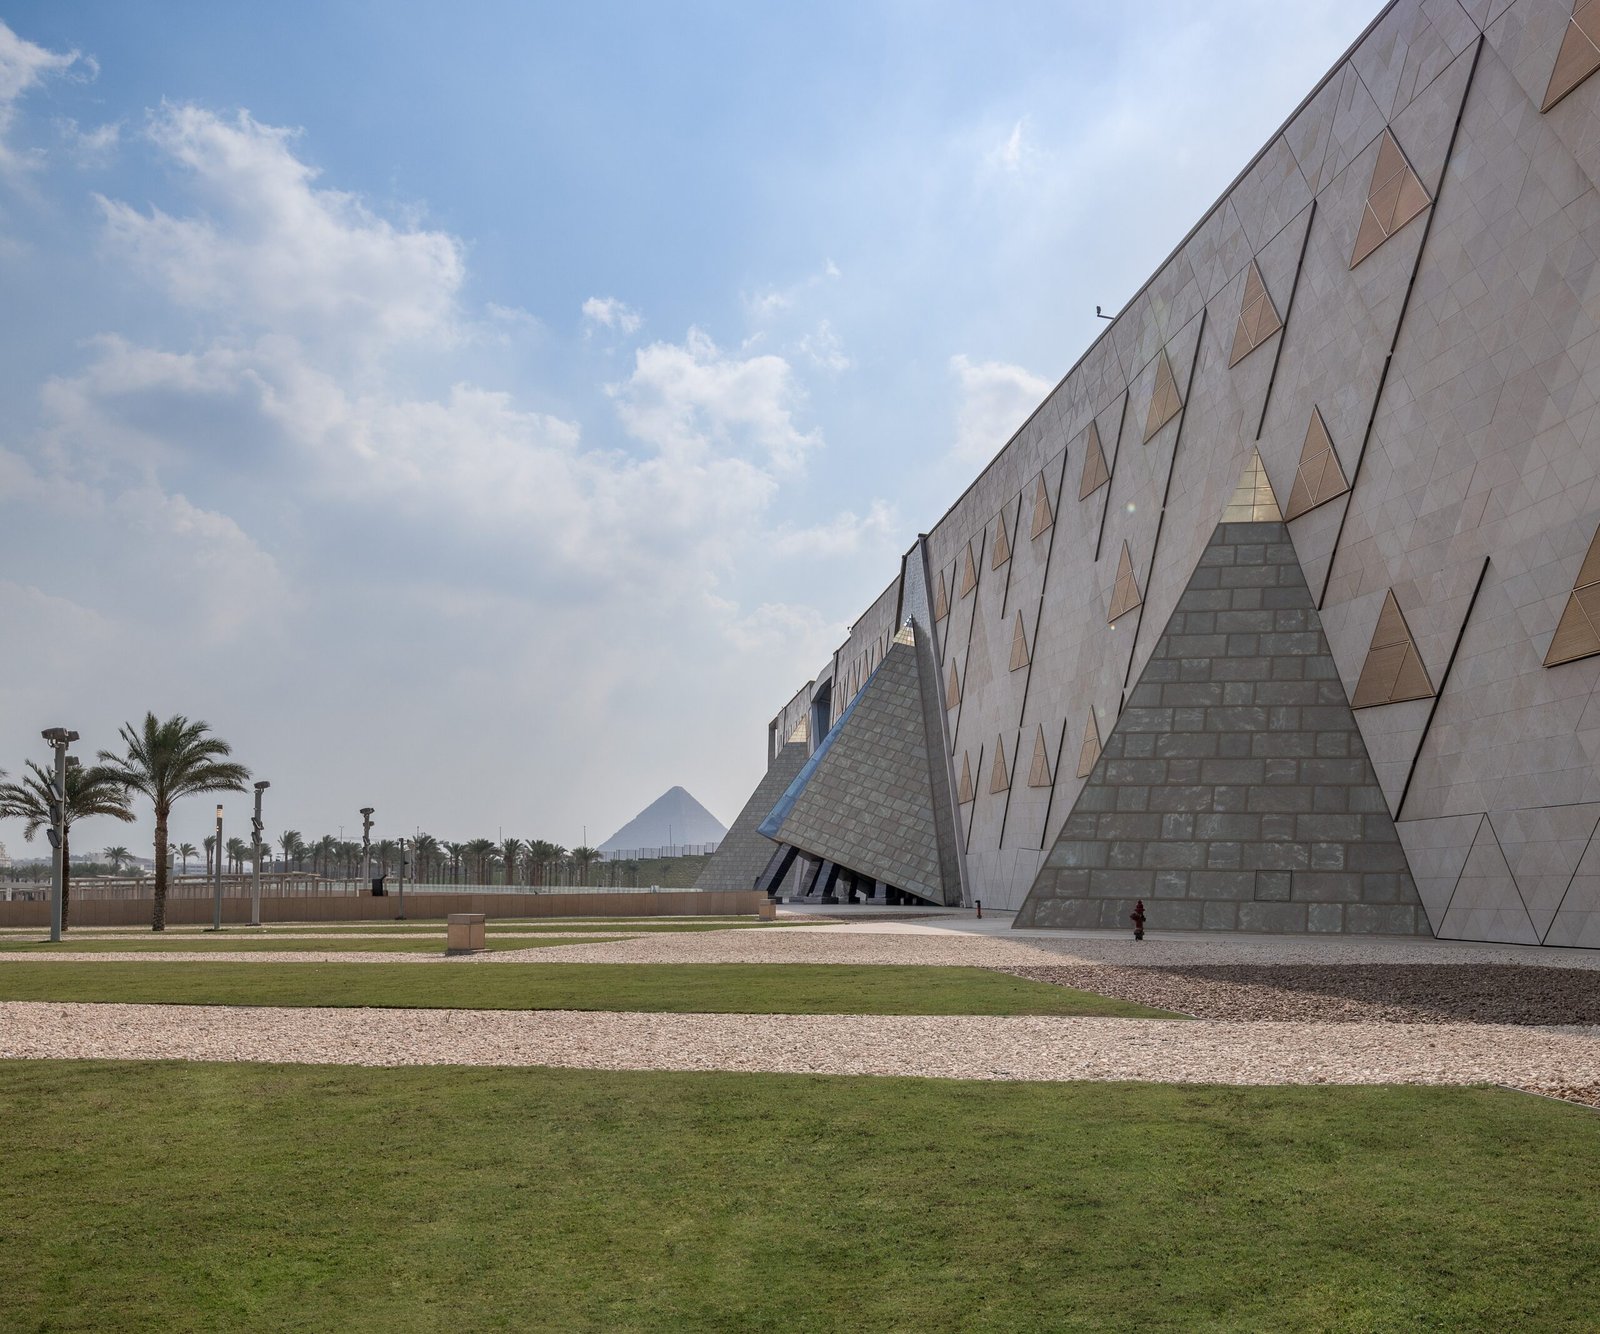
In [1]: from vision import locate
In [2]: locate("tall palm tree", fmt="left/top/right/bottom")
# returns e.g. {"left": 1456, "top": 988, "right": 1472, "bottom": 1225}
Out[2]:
{"left": 463, "top": 837, "right": 496, "bottom": 885}
{"left": 97, "top": 713, "right": 250, "bottom": 931}
{"left": 102, "top": 846, "right": 132, "bottom": 872}
{"left": 203, "top": 833, "right": 217, "bottom": 878}
{"left": 413, "top": 833, "right": 440, "bottom": 884}
{"left": 177, "top": 842, "right": 198, "bottom": 876}
{"left": 569, "top": 845, "right": 601, "bottom": 887}
{"left": 376, "top": 839, "right": 398, "bottom": 877}
{"left": 499, "top": 837, "right": 523, "bottom": 887}
{"left": 278, "top": 830, "right": 302, "bottom": 873}
{"left": 525, "top": 841, "right": 563, "bottom": 887}
{"left": 225, "top": 836, "right": 248, "bottom": 874}
{"left": 0, "top": 759, "right": 134, "bottom": 930}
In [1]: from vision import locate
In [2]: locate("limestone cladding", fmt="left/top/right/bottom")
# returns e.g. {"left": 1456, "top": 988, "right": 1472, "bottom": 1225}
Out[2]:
{"left": 695, "top": 741, "right": 810, "bottom": 894}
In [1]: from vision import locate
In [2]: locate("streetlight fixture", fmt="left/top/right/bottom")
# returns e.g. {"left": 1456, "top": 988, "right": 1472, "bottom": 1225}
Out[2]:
{"left": 250, "top": 781, "right": 270, "bottom": 928}
{"left": 360, "top": 807, "right": 375, "bottom": 892}
{"left": 210, "top": 803, "right": 224, "bottom": 932}
{"left": 396, "top": 836, "right": 408, "bottom": 920}
{"left": 40, "top": 728, "right": 78, "bottom": 944}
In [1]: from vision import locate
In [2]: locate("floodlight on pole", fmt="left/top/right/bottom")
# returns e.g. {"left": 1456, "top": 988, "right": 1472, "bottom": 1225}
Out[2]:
{"left": 250, "top": 781, "right": 270, "bottom": 928}
{"left": 39, "top": 728, "right": 77, "bottom": 944}
{"left": 360, "top": 807, "right": 375, "bottom": 892}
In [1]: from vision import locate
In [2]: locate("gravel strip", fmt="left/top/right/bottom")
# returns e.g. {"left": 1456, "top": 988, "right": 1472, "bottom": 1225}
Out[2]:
{"left": 2, "top": 1002, "right": 1597, "bottom": 1085}
{"left": 1002, "top": 964, "right": 1600, "bottom": 1026}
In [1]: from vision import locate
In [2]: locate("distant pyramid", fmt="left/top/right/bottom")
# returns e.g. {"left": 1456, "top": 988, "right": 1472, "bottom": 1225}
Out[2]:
{"left": 598, "top": 786, "right": 727, "bottom": 854}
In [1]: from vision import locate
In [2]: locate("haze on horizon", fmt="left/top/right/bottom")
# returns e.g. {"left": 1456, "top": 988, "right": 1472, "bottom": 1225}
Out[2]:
{"left": 0, "top": 1, "right": 1374, "bottom": 855}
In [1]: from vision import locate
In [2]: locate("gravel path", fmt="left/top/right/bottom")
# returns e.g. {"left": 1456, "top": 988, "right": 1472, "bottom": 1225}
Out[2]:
{"left": 2, "top": 1001, "right": 1597, "bottom": 1086}
{"left": 1005, "top": 964, "right": 1600, "bottom": 1027}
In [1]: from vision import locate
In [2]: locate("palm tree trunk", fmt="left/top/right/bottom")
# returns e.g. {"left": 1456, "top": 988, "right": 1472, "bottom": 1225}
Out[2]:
{"left": 152, "top": 807, "right": 170, "bottom": 932}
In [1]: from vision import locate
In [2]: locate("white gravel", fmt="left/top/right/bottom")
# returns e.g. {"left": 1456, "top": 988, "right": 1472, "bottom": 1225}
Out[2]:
{"left": 2, "top": 1001, "right": 1597, "bottom": 1086}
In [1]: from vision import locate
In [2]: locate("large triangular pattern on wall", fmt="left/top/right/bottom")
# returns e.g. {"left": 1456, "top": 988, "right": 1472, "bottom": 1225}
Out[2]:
{"left": 1228, "top": 261, "right": 1284, "bottom": 367}
{"left": 1009, "top": 611, "right": 1031, "bottom": 671}
{"left": 991, "top": 511, "right": 1012, "bottom": 569}
{"left": 1014, "top": 511, "right": 1429, "bottom": 936}
{"left": 1544, "top": 521, "right": 1600, "bottom": 666}
{"left": 957, "top": 752, "right": 974, "bottom": 804}
{"left": 1283, "top": 408, "right": 1349, "bottom": 520}
{"left": 758, "top": 637, "right": 960, "bottom": 905}
{"left": 1394, "top": 813, "right": 1482, "bottom": 934}
{"left": 695, "top": 740, "right": 810, "bottom": 892}
{"left": 1143, "top": 349, "right": 1184, "bottom": 441}
{"left": 1351, "top": 129, "right": 1431, "bottom": 267}
{"left": 1351, "top": 591, "right": 1434, "bottom": 707}
{"left": 1107, "top": 542, "right": 1143, "bottom": 622}
{"left": 1031, "top": 472, "right": 1056, "bottom": 538}
{"left": 1079, "top": 422, "right": 1111, "bottom": 500}
{"left": 1493, "top": 803, "right": 1600, "bottom": 940}
{"left": 1544, "top": 0, "right": 1600, "bottom": 112}
{"left": 934, "top": 569, "right": 949, "bottom": 621}
{"left": 959, "top": 542, "right": 978, "bottom": 597}
{"left": 945, "top": 661, "right": 961, "bottom": 709}
{"left": 989, "top": 734, "right": 1011, "bottom": 794}
{"left": 1028, "top": 724, "right": 1053, "bottom": 788}
{"left": 1547, "top": 817, "right": 1600, "bottom": 947}
{"left": 1437, "top": 815, "right": 1538, "bottom": 944}
{"left": 1074, "top": 709, "right": 1102, "bottom": 779}
{"left": 1221, "top": 449, "right": 1282, "bottom": 522}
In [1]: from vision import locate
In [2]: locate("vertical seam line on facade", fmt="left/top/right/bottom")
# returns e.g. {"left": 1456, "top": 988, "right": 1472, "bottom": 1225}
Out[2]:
{"left": 999, "top": 490, "right": 1025, "bottom": 621}
{"left": 998, "top": 726, "right": 1019, "bottom": 850}
{"left": 1095, "top": 391, "right": 1131, "bottom": 564}
{"left": 1255, "top": 198, "right": 1317, "bottom": 443}
{"left": 965, "top": 742, "right": 985, "bottom": 854}
{"left": 949, "top": 529, "right": 988, "bottom": 756}
{"left": 1038, "top": 715, "right": 1073, "bottom": 851}
{"left": 1318, "top": 35, "right": 1485, "bottom": 611}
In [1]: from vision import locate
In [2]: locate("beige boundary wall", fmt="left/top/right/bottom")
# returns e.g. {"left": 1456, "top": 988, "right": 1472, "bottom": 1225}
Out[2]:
{"left": 0, "top": 889, "right": 767, "bottom": 929}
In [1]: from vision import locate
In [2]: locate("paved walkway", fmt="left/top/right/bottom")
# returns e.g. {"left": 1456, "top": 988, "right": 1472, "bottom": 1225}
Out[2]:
{"left": 2, "top": 1001, "right": 1596, "bottom": 1087}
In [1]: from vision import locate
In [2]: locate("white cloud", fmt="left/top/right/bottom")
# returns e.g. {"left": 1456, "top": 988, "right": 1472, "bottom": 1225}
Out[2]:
{"left": 581, "top": 295, "right": 642, "bottom": 335}
{"left": 949, "top": 352, "right": 1051, "bottom": 464}
{"left": 772, "top": 500, "right": 900, "bottom": 559}
{"left": 97, "top": 105, "right": 464, "bottom": 353}
{"left": 988, "top": 118, "right": 1030, "bottom": 173}
{"left": 797, "top": 319, "right": 851, "bottom": 374}
{"left": 58, "top": 117, "right": 119, "bottom": 166}
{"left": 610, "top": 327, "right": 820, "bottom": 472}
{"left": 0, "top": 21, "right": 86, "bottom": 173}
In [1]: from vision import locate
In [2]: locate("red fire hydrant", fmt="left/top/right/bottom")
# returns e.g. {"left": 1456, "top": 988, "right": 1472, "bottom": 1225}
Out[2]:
{"left": 1130, "top": 899, "right": 1146, "bottom": 942}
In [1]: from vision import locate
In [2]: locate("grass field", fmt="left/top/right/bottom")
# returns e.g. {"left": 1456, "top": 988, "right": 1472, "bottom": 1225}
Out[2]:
{"left": 1, "top": 1062, "right": 1595, "bottom": 1331}
{"left": 0, "top": 918, "right": 807, "bottom": 939}
{"left": 0, "top": 961, "right": 1169, "bottom": 1016}
{"left": 0, "top": 935, "right": 617, "bottom": 954}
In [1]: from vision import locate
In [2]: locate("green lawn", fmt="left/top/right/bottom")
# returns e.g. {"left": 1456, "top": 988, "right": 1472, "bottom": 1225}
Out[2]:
{"left": 0, "top": 962, "right": 1166, "bottom": 1016}
{"left": 0, "top": 935, "right": 613, "bottom": 955}
{"left": 1, "top": 1063, "right": 1595, "bottom": 1331}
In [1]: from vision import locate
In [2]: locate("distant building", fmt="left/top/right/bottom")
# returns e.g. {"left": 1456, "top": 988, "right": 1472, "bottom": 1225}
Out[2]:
{"left": 598, "top": 787, "right": 726, "bottom": 860}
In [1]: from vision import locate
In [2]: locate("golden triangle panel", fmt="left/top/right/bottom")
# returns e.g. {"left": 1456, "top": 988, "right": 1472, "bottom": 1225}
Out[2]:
{"left": 1009, "top": 610, "right": 1031, "bottom": 671}
{"left": 1079, "top": 421, "right": 1111, "bottom": 500}
{"left": 1228, "top": 261, "right": 1284, "bottom": 367}
{"left": 1027, "top": 724, "right": 1053, "bottom": 788}
{"left": 1075, "top": 709, "right": 1102, "bottom": 778}
{"left": 1143, "top": 349, "right": 1184, "bottom": 442}
{"left": 1283, "top": 407, "right": 1349, "bottom": 520}
{"left": 959, "top": 542, "right": 978, "bottom": 597}
{"left": 1221, "top": 449, "right": 1283, "bottom": 522}
{"left": 1352, "top": 590, "right": 1435, "bottom": 707}
{"left": 1544, "top": 0, "right": 1600, "bottom": 112}
{"left": 934, "top": 568, "right": 949, "bottom": 621}
{"left": 991, "top": 510, "right": 1012, "bottom": 569}
{"left": 958, "top": 752, "right": 974, "bottom": 804}
{"left": 1350, "top": 130, "right": 1431, "bottom": 268}
{"left": 1031, "top": 472, "right": 1056, "bottom": 538}
{"left": 1107, "top": 542, "right": 1143, "bottom": 623}
{"left": 989, "top": 734, "right": 1011, "bottom": 794}
{"left": 1544, "top": 522, "right": 1600, "bottom": 666}
{"left": 946, "top": 661, "right": 961, "bottom": 709}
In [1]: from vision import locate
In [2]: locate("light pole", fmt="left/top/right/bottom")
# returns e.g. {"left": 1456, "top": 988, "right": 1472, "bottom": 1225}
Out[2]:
{"left": 211, "top": 803, "right": 224, "bottom": 932}
{"left": 397, "top": 837, "right": 407, "bottom": 920}
{"left": 360, "top": 807, "right": 374, "bottom": 892}
{"left": 250, "top": 781, "right": 270, "bottom": 927}
{"left": 40, "top": 728, "right": 78, "bottom": 944}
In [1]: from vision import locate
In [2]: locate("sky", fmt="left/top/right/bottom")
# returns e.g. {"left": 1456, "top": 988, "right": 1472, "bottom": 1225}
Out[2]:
{"left": 0, "top": 1, "right": 1376, "bottom": 861}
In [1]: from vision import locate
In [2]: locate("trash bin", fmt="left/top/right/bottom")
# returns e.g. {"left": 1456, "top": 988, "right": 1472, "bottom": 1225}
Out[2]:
{"left": 371, "top": 876, "right": 387, "bottom": 897}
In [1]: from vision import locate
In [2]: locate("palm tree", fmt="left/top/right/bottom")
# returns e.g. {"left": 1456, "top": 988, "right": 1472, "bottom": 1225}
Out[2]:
{"left": 278, "top": 830, "right": 302, "bottom": 873}
{"left": 203, "top": 833, "right": 217, "bottom": 878}
{"left": 226, "top": 836, "right": 248, "bottom": 874}
{"left": 376, "top": 839, "right": 398, "bottom": 877}
{"left": 0, "top": 759, "right": 134, "bottom": 930}
{"left": 570, "top": 845, "right": 601, "bottom": 887}
{"left": 102, "top": 846, "right": 132, "bottom": 872}
{"left": 97, "top": 713, "right": 250, "bottom": 931}
{"left": 177, "top": 842, "right": 198, "bottom": 876}
{"left": 413, "top": 833, "right": 440, "bottom": 884}
{"left": 525, "top": 841, "right": 562, "bottom": 887}
{"left": 463, "top": 837, "right": 496, "bottom": 885}
{"left": 500, "top": 837, "right": 523, "bottom": 887}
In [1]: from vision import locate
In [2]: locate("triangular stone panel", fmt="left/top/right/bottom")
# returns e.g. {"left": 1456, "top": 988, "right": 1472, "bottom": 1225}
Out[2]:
{"left": 1079, "top": 423, "right": 1111, "bottom": 501}
{"left": 1228, "top": 261, "right": 1284, "bottom": 367}
{"left": 959, "top": 542, "right": 978, "bottom": 597}
{"left": 1544, "top": 521, "right": 1600, "bottom": 666}
{"left": 696, "top": 740, "right": 810, "bottom": 892}
{"left": 1032, "top": 472, "right": 1057, "bottom": 537}
{"left": 1107, "top": 542, "right": 1143, "bottom": 623}
{"left": 1221, "top": 449, "right": 1282, "bottom": 522}
{"left": 1015, "top": 517, "right": 1429, "bottom": 936}
{"left": 934, "top": 569, "right": 949, "bottom": 622}
{"left": 1547, "top": 818, "right": 1600, "bottom": 947}
{"left": 758, "top": 639, "right": 958, "bottom": 905}
{"left": 1544, "top": 0, "right": 1600, "bottom": 113}
{"left": 1009, "top": 611, "right": 1031, "bottom": 671}
{"left": 945, "top": 661, "right": 961, "bottom": 710}
{"left": 1438, "top": 816, "right": 1539, "bottom": 945}
{"left": 991, "top": 511, "right": 1012, "bottom": 569}
{"left": 1352, "top": 591, "right": 1434, "bottom": 708}
{"left": 1028, "top": 724, "right": 1053, "bottom": 788}
{"left": 958, "top": 752, "right": 974, "bottom": 805}
{"left": 1493, "top": 804, "right": 1600, "bottom": 941}
{"left": 1351, "top": 130, "right": 1431, "bottom": 268}
{"left": 1283, "top": 408, "right": 1349, "bottom": 520}
{"left": 989, "top": 735, "right": 1011, "bottom": 794}
{"left": 1395, "top": 813, "right": 1481, "bottom": 934}
{"left": 1075, "top": 709, "right": 1102, "bottom": 779}
{"left": 1143, "top": 349, "right": 1184, "bottom": 442}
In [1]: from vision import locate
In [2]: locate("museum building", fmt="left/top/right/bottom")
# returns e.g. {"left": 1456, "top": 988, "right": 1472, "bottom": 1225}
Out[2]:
{"left": 698, "top": 0, "right": 1600, "bottom": 947}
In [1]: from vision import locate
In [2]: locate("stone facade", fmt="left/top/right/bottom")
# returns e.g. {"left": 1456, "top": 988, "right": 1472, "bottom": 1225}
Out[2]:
{"left": 750, "top": 0, "right": 1600, "bottom": 942}
{"left": 695, "top": 740, "right": 810, "bottom": 893}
